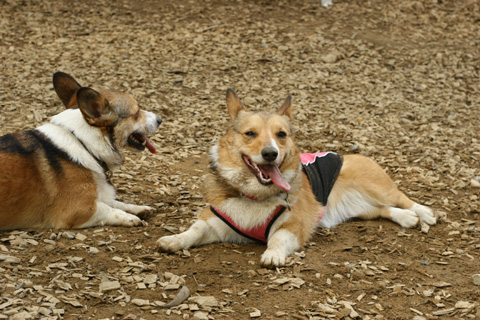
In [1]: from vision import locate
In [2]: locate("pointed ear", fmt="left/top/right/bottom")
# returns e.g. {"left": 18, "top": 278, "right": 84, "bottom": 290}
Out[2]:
{"left": 277, "top": 95, "right": 292, "bottom": 119}
{"left": 53, "top": 72, "right": 82, "bottom": 108}
{"left": 226, "top": 88, "right": 248, "bottom": 119}
{"left": 77, "top": 87, "right": 118, "bottom": 127}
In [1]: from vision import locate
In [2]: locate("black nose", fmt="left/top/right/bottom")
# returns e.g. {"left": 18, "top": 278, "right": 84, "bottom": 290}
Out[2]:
{"left": 156, "top": 116, "right": 162, "bottom": 126}
{"left": 262, "top": 146, "right": 278, "bottom": 162}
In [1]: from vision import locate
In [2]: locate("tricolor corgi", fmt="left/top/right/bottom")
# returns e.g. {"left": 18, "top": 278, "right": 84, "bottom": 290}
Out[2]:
{"left": 0, "top": 72, "right": 162, "bottom": 230}
{"left": 157, "top": 89, "right": 436, "bottom": 266}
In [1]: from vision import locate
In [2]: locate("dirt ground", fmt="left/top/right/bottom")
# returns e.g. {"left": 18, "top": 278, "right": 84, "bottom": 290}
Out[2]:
{"left": 0, "top": 0, "right": 479, "bottom": 319}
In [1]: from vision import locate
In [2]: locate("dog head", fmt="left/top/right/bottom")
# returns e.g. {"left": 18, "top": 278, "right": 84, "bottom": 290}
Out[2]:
{"left": 211, "top": 89, "right": 301, "bottom": 197}
{"left": 53, "top": 72, "right": 162, "bottom": 154}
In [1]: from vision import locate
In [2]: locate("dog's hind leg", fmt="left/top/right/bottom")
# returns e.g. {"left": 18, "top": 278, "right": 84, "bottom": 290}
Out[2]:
{"left": 352, "top": 175, "right": 437, "bottom": 227}
{"left": 323, "top": 155, "right": 436, "bottom": 228}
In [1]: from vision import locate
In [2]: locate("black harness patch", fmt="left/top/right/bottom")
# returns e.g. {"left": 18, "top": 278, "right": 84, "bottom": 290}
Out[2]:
{"left": 301, "top": 152, "right": 343, "bottom": 205}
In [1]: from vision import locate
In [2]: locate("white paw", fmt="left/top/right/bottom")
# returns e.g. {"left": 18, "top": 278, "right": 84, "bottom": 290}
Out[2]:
{"left": 260, "top": 249, "right": 286, "bottom": 267}
{"left": 156, "top": 235, "right": 186, "bottom": 252}
{"left": 390, "top": 208, "right": 419, "bottom": 228}
{"left": 120, "top": 212, "right": 144, "bottom": 227}
{"left": 412, "top": 204, "right": 437, "bottom": 225}
{"left": 129, "top": 205, "right": 154, "bottom": 215}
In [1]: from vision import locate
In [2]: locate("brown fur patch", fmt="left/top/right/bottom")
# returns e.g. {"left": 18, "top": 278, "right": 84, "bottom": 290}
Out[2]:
{"left": 0, "top": 152, "right": 97, "bottom": 230}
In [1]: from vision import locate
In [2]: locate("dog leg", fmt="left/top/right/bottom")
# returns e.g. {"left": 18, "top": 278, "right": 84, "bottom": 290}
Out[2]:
{"left": 111, "top": 200, "right": 154, "bottom": 215}
{"left": 78, "top": 202, "right": 144, "bottom": 228}
{"left": 157, "top": 219, "right": 219, "bottom": 252}
{"left": 328, "top": 155, "right": 437, "bottom": 228}
{"left": 261, "top": 229, "right": 300, "bottom": 266}
{"left": 377, "top": 206, "right": 419, "bottom": 228}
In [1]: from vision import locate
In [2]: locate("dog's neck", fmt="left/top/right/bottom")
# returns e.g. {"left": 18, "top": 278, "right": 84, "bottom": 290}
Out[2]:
{"left": 39, "top": 109, "right": 123, "bottom": 174}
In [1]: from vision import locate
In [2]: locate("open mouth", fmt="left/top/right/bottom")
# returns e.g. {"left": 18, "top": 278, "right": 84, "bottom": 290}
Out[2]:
{"left": 243, "top": 155, "right": 273, "bottom": 185}
{"left": 242, "top": 155, "right": 291, "bottom": 191}
{"left": 127, "top": 132, "right": 156, "bottom": 154}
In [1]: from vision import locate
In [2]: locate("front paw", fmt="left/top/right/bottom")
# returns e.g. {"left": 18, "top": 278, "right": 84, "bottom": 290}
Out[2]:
{"left": 119, "top": 212, "right": 144, "bottom": 227}
{"left": 128, "top": 205, "right": 155, "bottom": 220}
{"left": 157, "top": 235, "right": 187, "bottom": 252}
{"left": 261, "top": 249, "right": 287, "bottom": 267}
{"left": 129, "top": 205, "right": 154, "bottom": 214}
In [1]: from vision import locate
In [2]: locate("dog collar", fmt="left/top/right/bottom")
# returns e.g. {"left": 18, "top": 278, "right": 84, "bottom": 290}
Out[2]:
{"left": 210, "top": 205, "right": 286, "bottom": 244}
{"left": 241, "top": 193, "right": 258, "bottom": 201}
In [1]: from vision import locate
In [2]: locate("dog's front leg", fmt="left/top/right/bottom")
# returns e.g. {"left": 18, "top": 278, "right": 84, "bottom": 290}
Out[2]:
{"left": 111, "top": 200, "right": 154, "bottom": 215}
{"left": 156, "top": 219, "right": 220, "bottom": 252}
{"left": 78, "top": 202, "right": 144, "bottom": 228}
{"left": 261, "top": 228, "right": 300, "bottom": 267}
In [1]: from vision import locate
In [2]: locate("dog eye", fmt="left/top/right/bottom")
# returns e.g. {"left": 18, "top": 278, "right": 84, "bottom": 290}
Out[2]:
{"left": 245, "top": 131, "right": 256, "bottom": 137}
{"left": 277, "top": 131, "right": 287, "bottom": 139}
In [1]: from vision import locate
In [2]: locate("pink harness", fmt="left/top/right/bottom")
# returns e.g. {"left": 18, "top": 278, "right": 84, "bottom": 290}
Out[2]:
{"left": 300, "top": 151, "right": 331, "bottom": 165}
{"left": 210, "top": 205, "right": 286, "bottom": 244}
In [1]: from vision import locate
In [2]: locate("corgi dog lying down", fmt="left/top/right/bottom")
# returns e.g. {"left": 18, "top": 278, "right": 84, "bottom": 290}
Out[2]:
{"left": 0, "top": 72, "right": 162, "bottom": 230}
{"left": 157, "top": 89, "right": 436, "bottom": 266}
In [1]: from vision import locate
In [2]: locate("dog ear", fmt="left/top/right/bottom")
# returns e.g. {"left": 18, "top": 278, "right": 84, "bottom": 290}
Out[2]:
{"left": 76, "top": 87, "right": 118, "bottom": 127}
{"left": 53, "top": 72, "right": 82, "bottom": 109}
{"left": 277, "top": 95, "right": 292, "bottom": 119}
{"left": 226, "top": 88, "right": 248, "bottom": 118}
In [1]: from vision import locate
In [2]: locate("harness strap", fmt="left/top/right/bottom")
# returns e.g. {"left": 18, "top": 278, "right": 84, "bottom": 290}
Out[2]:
{"left": 210, "top": 205, "right": 286, "bottom": 244}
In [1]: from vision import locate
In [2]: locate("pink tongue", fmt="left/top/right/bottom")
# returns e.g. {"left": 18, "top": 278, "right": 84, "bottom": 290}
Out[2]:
{"left": 145, "top": 138, "right": 156, "bottom": 154}
{"left": 263, "top": 165, "right": 291, "bottom": 192}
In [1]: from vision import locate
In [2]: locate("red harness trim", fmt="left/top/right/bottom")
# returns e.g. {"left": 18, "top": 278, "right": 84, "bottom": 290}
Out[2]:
{"left": 210, "top": 205, "right": 286, "bottom": 244}
{"left": 241, "top": 193, "right": 258, "bottom": 201}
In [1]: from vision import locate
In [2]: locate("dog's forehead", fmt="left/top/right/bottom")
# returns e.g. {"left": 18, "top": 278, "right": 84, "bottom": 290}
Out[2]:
{"left": 237, "top": 110, "right": 290, "bottom": 129}
{"left": 98, "top": 89, "right": 138, "bottom": 116}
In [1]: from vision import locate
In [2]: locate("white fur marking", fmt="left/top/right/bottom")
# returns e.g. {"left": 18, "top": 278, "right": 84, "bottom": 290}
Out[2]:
{"left": 79, "top": 202, "right": 142, "bottom": 228}
{"left": 389, "top": 207, "right": 419, "bottom": 228}
{"left": 134, "top": 111, "right": 160, "bottom": 137}
{"left": 261, "top": 229, "right": 299, "bottom": 266}
{"left": 270, "top": 137, "right": 281, "bottom": 164}
{"left": 220, "top": 196, "right": 289, "bottom": 230}
{"left": 320, "top": 189, "right": 376, "bottom": 228}
{"left": 410, "top": 203, "right": 436, "bottom": 225}
{"left": 157, "top": 220, "right": 220, "bottom": 251}
{"left": 38, "top": 109, "right": 122, "bottom": 173}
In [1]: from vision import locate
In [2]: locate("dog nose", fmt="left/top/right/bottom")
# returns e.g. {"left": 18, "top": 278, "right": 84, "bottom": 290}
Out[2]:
{"left": 156, "top": 116, "right": 162, "bottom": 126}
{"left": 262, "top": 146, "right": 278, "bottom": 162}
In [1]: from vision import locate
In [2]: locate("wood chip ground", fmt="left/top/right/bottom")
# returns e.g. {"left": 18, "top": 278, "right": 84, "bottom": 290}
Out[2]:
{"left": 0, "top": 0, "right": 479, "bottom": 319}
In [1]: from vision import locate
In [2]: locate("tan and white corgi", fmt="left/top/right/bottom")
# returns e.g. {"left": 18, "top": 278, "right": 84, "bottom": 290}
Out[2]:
{"left": 157, "top": 89, "right": 437, "bottom": 266}
{"left": 0, "top": 72, "right": 162, "bottom": 230}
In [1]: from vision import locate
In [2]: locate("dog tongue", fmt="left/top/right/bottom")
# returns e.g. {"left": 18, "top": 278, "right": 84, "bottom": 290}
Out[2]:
{"left": 263, "top": 165, "right": 291, "bottom": 192}
{"left": 145, "top": 138, "right": 156, "bottom": 154}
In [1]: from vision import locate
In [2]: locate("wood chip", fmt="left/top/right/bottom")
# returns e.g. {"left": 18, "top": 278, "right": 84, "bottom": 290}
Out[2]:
{"left": 99, "top": 281, "right": 121, "bottom": 292}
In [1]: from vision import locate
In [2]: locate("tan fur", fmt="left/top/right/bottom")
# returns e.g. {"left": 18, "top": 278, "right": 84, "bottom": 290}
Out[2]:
{"left": 330, "top": 155, "right": 415, "bottom": 221}
{"left": 157, "top": 89, "right": 436, "bottom": 266}
{"left": 276, "top": 174, "right": 321, "bottom": 246}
